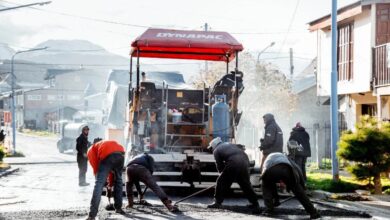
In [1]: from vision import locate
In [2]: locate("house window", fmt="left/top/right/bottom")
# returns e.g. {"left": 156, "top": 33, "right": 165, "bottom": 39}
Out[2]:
{"left": 338, "top": 23, "right": 354, "bottom": 81}
{"left": 27, "top": 95, "right": 42, "bottom": 101}
{"left": 49, "top": 78, "right": 55, "bottom": 87}
{"left": 67, "top": 95, "right": 80, "bottom": 100}
{"left": 57, "top": 95, "right": 64, "bottom": 100}
{"left": 47, "top": 95, "right": 56, "bottom": 101}
{"left": 362, "top": 104, "right": 377, "bottom": 116}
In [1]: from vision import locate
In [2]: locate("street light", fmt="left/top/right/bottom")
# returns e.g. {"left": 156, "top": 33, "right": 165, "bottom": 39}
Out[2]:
{"left": 11, "top": 47, "right": 48, "bottom": 154}
{"left": 0, "top": 1, "right": 51, "bottom": 12}
{"left": 257, "top": 42, "right": 275, "bottom": 63}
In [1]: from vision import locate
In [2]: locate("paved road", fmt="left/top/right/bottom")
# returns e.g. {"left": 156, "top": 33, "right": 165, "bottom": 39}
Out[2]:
{"left": 0, "top": 133, "right": 373, "bottom": 220}
{"left": 4, "top": 132, "right": 75, "bottom": 164}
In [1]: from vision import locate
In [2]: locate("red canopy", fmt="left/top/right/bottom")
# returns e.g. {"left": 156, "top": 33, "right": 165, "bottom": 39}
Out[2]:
{"left": 131, "top": 28, "right": 243, "bottom": 62}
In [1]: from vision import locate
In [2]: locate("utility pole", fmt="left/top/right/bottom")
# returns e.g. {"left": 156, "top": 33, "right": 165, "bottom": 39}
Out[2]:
{"left": 257, "top": 42, "right": 275, "bottom": 64}
{"left": 289, "top": 48, "right": 294, "bottom": 79}
{"left": 11, "top": 47, "right": 47, "bottom": 154}
{"left": 331, "top": 0, "right": 340, "bottom": 181}
{"left": 204, "top": 23, "right": 209, "bottom": 73}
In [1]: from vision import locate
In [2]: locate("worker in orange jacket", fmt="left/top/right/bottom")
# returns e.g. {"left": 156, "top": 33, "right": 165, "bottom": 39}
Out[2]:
{"left": 86, "top": 138, "right": 125, "bottom": 220}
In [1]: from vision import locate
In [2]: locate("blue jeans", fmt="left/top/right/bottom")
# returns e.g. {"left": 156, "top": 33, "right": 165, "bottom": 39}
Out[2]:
{"left": 89, "top": 153, "right": 124, "bottom": 218}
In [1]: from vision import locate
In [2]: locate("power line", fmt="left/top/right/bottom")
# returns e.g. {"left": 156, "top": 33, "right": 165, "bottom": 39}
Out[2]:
{"left": 0, "top": 0, "right": 50, "bottom": 12}
{"left": 46, "top": 46, "right": 129, "bottom": 52}
{"left": 260, "top": 56, "right": 312, "bottom": 61}
{"left": 0, "top": 0, "right": 185, "bottom": 29}
{"left": 6, "top": 61, "right": 202, "bottom": 67}
{"left": 0, "top": 42, "right": 130, "bottom": 52}
{"left": 231, "top": 31, "right": 306, "bottom": 35}
{"left": 276, "top": 0, "right": 301, "bottom": 57}
{"left": 1, "top": 0, "right": 310, "bottom": 38}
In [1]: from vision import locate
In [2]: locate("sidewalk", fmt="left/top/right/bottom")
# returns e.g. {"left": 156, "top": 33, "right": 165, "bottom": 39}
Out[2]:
{"left": 312, "top": 190, "right": 390, "bottom": 219}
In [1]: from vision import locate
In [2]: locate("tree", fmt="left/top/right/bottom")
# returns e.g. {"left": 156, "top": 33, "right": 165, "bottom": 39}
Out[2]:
{"left": 337, "top": 116, "right": 390, "bottom": 194}
{"left": 190, "top": 52, "right": 297, "bottom": 147}
{"left": 191, "top": 52, "right": 256, "bottom": 89}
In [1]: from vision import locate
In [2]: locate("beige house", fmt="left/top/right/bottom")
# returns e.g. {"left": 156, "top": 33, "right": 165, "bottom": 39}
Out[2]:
{"left": 309, "top": 0, "right": 390, "bottom": 130}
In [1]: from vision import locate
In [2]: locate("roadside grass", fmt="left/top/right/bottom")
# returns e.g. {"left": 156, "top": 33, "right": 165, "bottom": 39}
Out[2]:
{"left": 0, "top": 162, "right": 10, "bottom": 170}
{"left": 21, "top": 129, "right": 57, "bottom": 137}
{"left": 6, "top": 151, "right": 25, "bottom": 157}
{"left": 307, "top": 171, "right": 390, "bottom": 193}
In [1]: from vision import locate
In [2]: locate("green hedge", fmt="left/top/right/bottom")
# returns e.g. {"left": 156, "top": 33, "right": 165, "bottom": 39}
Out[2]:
{"left": 0, "top": 145, "right": 5, "bottom": 162}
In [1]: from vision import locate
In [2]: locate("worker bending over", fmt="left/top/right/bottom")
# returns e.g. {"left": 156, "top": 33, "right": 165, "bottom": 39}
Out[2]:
{"left": 207, "top": 137, "right": 260, "bottom": 214}
{"left": 261, "top": 152, "right": 320, "bottom": 219}
{"left": 86, "top": 139, "right": 125, "bottom": 220}
{"left": 126, "top": 153, "right": 178, "bottom": 212}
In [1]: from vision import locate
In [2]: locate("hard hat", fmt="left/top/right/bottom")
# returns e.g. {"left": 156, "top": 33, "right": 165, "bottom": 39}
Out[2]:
{"left": 208, "top": 137, "right": 222, "bottom": 150}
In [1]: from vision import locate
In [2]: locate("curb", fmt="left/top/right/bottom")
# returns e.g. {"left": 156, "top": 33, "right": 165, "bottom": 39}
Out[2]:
{"left": 310, "top": 190, "right": 390, "bottom": 218}
{"left": 335, "top": 199, "right": 390, "bottom": 218}
{"left": 17, "top": 132, "right": 59, "bottom": 140}
{"left": 310, "top": 190, "right": 332, "bottom": 200}
{"left": 311, "top": 199, "right": 372, "bottom": 218}
{"left": 0, "top": 167, "right": 19, "bottom": 178}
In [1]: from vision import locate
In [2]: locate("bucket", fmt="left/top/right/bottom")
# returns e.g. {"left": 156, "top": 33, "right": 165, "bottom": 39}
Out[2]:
{"left": 172, "top": 112, "right": 182, "bottom": 123}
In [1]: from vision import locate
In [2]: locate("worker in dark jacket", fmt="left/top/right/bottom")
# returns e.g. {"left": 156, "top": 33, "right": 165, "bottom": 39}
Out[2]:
{"left": 289, "top": 122, "right": 311, "bottom": 181}
{"left": 261, "top": 152, "right": 320, "bottom": 219}
{"left": 260, "top": 113, "right": 283, "bottom": 168}
{"left": 207, "top": 137, "right": 260, "bottom": 213}
{"left": 76, "top": 125, "right": 90, "bottom": 186}
{"left": 126, "top": 153, "right": 178, "bottom": 212}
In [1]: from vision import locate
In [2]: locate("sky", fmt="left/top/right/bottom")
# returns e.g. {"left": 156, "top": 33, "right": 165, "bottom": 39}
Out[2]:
{"left": 0, "top": 0, "right": 357, "bottom": 74}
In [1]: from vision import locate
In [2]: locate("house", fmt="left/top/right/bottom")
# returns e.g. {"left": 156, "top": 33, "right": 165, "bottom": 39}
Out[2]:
{"left": 0, "top": 60, "right": 53, "bottom": 129}
{"left": 308, "top": 0, "right": 390, "bottom": 130}
{"left": 19, "top": 68, "right": 108, "bottom": 130}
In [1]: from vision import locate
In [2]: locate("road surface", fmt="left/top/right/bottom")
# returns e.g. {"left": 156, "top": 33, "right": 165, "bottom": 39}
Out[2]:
{"left": 0, "top": 133, "right": 372, "bottom": 219}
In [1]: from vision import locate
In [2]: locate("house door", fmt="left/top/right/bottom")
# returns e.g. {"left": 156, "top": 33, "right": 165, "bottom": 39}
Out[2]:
{"left": 376, "top": 4, "right": 390, "bottom": 45}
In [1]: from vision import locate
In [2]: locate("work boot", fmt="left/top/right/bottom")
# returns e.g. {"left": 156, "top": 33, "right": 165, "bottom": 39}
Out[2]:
{"left": 105, "top": 204, "right": 115, "bottom": 211}
{"left": 163, "top": 199, "right": 179, "bottom": 212}
{"left": 262, "top": 208, "right": 274, "bottom": 216}
{"left": 310, "top": 211, "right": 321, "bottom": 219}
{"left": 207, "top": 201, "right": 222, "bottom": 209}
{"left": 85, "top": 217, "right": 95, "bottom": 220}
{"left": 115, "top": 208, "right": 126, "bottom": 214}
{"left": 139, "top": 199, "right": 152, "bottom": 206}
{"left": 126, "top": 200, "right": 134, "bottom": 209}
{"left": 247, "top": 203, "right": 261, "bottom": 214}
{"left": 273, "top": 200, "right": 281, "bottom": 207}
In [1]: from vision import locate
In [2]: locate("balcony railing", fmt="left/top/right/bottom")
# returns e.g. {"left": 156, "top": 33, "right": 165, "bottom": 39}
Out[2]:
{"left": 374, "top": 44, "right": 390, "bottom": 87}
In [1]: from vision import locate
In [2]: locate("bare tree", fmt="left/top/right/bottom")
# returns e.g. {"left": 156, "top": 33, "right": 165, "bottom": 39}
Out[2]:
{"left": 190, "top": 52, "right": 297, "bottom": 148}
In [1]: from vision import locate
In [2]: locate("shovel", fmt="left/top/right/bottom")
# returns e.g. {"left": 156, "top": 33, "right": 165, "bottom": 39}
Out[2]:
{"left": 174, "top": 184, "right": 216, "bottom": 206}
